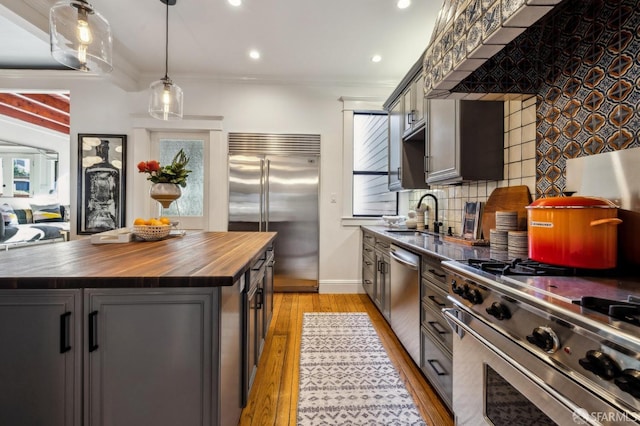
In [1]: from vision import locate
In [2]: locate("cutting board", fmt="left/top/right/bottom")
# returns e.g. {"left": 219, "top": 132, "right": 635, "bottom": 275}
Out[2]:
{"left": 481, "top": 186, "right": 532, "bottom": 240}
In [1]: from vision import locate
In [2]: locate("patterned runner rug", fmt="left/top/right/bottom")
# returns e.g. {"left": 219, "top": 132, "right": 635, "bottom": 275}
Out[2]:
{"left": 297, "top": 312, "right": 427, "bottom": 425}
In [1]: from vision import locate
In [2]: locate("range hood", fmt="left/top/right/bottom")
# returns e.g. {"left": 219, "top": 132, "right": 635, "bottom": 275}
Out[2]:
{"left": 423, "top": 0, "right": 564, "bottom": 99}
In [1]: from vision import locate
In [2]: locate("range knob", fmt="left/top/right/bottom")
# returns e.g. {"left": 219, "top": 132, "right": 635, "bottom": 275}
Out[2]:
{"left": 486, "top": 302, "right": 511, "bottom": 320}
{"left": 451, "top": 279, "right": 464, "bottom": 295}
{"left": 614, "top": 369, "right": 640, "bottom": 398}
{"left": 579, "top": 350, "right": 621, "bottom": 381}
{"left": 465, "top": 288, "right": 483, "bottom": 305}
{"left": 526, "top": 326, "right": 560, "bottom": 353}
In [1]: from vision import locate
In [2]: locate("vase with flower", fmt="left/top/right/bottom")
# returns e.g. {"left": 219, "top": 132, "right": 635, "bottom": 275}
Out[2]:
{"left": 138, "top": 149, "right": 191, "bottom": 208}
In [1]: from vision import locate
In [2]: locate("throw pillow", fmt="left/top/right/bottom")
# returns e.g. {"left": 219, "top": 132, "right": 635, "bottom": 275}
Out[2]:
{"left": 14, "top": 209, "right": 33, "bottom": 224}
{"left": 31, "top": 203, "right": 63, "bottom": 223}
{"left": 0, "top": 203, "right": 19, "bottom": 226}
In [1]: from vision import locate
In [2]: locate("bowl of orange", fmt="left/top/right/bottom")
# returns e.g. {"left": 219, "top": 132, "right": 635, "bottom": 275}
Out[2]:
{"left": 132, "top": 217, "right": 172, "bottom": 241}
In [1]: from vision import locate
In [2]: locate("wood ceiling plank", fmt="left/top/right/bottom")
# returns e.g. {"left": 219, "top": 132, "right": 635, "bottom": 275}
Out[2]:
{"left": 20, "top": 93, "right": 70, "bottom": 114}
{"left": 0, "top": 103, "right": 69, "bottom": 134}
{"left": 0, "top": 93, "right": 70, "bottom": 127}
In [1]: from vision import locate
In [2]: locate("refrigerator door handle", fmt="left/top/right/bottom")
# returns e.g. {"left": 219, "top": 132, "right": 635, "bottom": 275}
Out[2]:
{"left": 259, "top": 158, "right": 265, "bottom": 232}
{"left": 265, "top": 159, "right": 271, "bottom": 231}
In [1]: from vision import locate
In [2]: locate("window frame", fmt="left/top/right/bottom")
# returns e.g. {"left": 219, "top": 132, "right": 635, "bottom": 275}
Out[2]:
{"left": 351, "top": 111, "right": 398, "bottom": 218}
{"left": 340, "top": 98, "right": 399, "bottom": 225}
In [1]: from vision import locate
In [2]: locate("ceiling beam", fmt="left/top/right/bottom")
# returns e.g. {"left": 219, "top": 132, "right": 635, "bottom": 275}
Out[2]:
{"left": 0, "top": 93, "right": 70, "bottom": 134}
{"left": 0, "top": 102, "right": 69, "bottom": 134}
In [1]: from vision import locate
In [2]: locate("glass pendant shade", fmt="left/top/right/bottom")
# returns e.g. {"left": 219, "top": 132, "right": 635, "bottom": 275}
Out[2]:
{"left": 149, "top": 0, "right": 183, "bottom": 120}
{"left": 149, "top": 77, "right": 183, "bottom": 120}
{"left": 49, "top": 0, "right": 113, "bottom": 73}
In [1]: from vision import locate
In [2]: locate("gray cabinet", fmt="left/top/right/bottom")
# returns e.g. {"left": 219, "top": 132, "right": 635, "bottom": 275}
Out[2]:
{"left": 420, "top": 255, "right": 453, "bottom": 409}
{"left": 427, "top": 99, "right": 504, "bottom": 184}
{"left": 403, "top": 73, "right": 427, "bottom": 138}
{"left": 362, "top": 231, "right": 376, "bottom": 299}
{"left": 374, "top": 239, "right": 391, "bottom": 322}
{"left": 362, "top": 231, "right": 391, "bottom": 322}
{"left": 84, "top": 288, "right": 217, "bottom": 426}
{"left": 386, "top": 57, "right": 430, "bottom": 192}
{"left": 0, "top": 289, "right": 82, "bottom": 426}
{"left": 388, "top": 98, "right": 403, "bottom": 191}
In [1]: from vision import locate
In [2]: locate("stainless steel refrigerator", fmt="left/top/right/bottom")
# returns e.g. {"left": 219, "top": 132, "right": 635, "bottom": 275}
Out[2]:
{"left": 228, "top": 138, "right": 320, "bottom": 292}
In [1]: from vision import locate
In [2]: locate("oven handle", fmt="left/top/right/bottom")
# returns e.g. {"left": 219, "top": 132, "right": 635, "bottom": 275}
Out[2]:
{"left": 441, "top": 308, "right": 601, "bottom": 426}
{"left": 441, "top": 307, "right": 464, "bottom": 338}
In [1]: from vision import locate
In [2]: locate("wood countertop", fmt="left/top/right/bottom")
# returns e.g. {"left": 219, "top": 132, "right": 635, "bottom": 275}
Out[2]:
{"left": 0, "top": 231, "right": 277, "bottom": 289}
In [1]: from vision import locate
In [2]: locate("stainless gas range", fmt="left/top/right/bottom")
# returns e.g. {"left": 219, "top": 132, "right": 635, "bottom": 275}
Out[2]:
{"left": 442, "top": 259, "right": 640, "bottom": 425}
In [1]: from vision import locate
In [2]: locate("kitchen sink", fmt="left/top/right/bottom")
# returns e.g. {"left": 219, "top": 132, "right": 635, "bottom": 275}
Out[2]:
{"left": 384, "top": 229, "right": 440, "bottom": 237}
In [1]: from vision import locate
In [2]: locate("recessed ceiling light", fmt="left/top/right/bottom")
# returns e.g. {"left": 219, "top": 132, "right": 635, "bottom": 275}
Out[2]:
{"left": 228, "top": 0, "right": 242, "bottom": 6}
{"left": 397, "top": 0, "right": 411, "bottom": 9}
{"left": 371, "top": 55, "right": 382, "bottom": 63}
{"left": 249, "top": 50, "right": 261, "bottom": 60}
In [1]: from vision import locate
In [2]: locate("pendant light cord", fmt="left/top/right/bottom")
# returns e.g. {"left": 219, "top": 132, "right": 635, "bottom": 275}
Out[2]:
{"left": 164, "top": 0, "right": 169, "bottom": 80}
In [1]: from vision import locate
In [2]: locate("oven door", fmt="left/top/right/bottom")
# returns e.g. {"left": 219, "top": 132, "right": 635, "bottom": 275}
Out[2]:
{"left": 443, "top": 308, "right": 599, "bottom": 426}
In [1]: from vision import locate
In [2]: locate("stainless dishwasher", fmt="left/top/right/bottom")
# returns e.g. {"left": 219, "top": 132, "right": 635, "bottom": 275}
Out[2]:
{"left": 389, "top": 244, "right": 420, "bottom": 364}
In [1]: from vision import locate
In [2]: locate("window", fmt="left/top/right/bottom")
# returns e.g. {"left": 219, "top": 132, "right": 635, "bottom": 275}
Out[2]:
{"left": 352, "top": 112, "right": 398, "bottom": 216}
{"left": 151, "top": 131, "right": 209, "bottom": 230}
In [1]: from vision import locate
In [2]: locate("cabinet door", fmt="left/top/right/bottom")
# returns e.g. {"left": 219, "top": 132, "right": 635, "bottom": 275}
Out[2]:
{"left": 0, "top": 289, "right": 82, "bottom": 426}
{"left": 427, "top": 99, "right": 458, "bottom": 183}
{"left": 388, "top": 98, "right": 403, "bottom": 191}
{"left": 381, "top": 253, "right": 391, "bottom": 322}
{"left": 402, "top": 86, "right": 413, "bottom": 136}
{"left": 412, "top": 74, "right": 426, "bottom": 129}
{"left": 264, "top": 248, "right": 274, "bottom": 335}
{"left": 84, "top": 288, "right": 215, "bottom": 426}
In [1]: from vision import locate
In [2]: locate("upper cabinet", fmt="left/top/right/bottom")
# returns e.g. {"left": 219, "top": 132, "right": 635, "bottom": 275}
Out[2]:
{"left": 385, "top": 57, "right": 429, "bottom": 192}
{"left": 388, "top": 98, "right": 403, "bottom": 191}
{"left": 403, "top": 73, "right": 427, "bottom": 139}
{"left": 426, "top": 99, "right": 503, "bottom": 185}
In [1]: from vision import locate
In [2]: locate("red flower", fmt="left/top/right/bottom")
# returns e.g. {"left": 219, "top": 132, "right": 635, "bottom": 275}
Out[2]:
{"left": 146, "top": 160, "right": 160, "bottom": 172}
{"left": 137, "top": 149, "right": 191, "bottom": 187}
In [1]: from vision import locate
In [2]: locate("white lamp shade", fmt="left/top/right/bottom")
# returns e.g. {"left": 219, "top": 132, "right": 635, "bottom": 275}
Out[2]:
{"left": 50, "top": 0, "right": 113, "bottom": 73}
{"left": 149, "top": 79, "right": 184, "bottom": 120}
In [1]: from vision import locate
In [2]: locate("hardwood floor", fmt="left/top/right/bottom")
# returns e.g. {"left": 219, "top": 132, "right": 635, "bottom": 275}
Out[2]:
{"left": 239, "top": 293, "right": 454, "bottom": 426}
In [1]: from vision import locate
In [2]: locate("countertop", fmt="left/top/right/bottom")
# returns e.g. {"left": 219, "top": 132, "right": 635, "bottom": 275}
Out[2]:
{"left": 0, "top": 231, "right": 277, "bottom": 289}
{"left": 362, "top": 225, "right": 491, "bottom": 262}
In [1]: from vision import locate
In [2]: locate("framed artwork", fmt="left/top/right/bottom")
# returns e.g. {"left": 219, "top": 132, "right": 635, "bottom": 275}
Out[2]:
{"left": 77, "top": 134, "right": 126, "bottom": 234}
{"left": 462, "top": 201, "right": 483, "bottom": 240}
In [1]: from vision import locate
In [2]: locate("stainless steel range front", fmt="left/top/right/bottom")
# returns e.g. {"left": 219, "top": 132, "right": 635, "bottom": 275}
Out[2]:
{"left": 442, "top": 259, "right": 640, "bottom": 426}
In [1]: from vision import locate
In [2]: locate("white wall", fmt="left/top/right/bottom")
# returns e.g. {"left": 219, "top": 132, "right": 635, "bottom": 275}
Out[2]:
{"left": 0, "top": 72, "right": 392, "bottom": 292}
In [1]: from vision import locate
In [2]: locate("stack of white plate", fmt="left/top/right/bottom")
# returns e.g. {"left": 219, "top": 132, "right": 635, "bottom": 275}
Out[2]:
{"left": 490, "top": 229, "right": 508, "bottom": 251}
{"left": 490, "top": 248, "right": 509, "bottom": 262}
{"left": 508, "top": 231, "right": 529, "bottom": 259}
{"left": 495, "top": 211, "right": 518, "bottom": 231}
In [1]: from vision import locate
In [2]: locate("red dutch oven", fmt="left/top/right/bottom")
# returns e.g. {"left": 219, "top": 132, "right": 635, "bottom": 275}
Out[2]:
{"left": 526, "top": 196, "right": 622, "bottom": 269}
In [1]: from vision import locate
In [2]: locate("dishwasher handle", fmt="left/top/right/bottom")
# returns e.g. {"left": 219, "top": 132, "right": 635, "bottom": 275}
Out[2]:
{"left": 390, "top": 249, "right": 419, "bottom": 270}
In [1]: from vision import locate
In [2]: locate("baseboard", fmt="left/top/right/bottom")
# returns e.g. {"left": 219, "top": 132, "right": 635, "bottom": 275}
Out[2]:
{"left": 318, "top": 279, "right": 365, "bottom": 294}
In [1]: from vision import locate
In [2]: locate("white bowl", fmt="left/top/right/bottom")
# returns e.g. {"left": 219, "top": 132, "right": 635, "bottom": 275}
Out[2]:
{"left": 381, "top": 215, "right": 406, "bottom": 227}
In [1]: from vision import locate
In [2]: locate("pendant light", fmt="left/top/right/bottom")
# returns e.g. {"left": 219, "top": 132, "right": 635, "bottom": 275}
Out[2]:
{"left": 49, "top": 0, "right": 113, "bottom": 73}
{"left": 149, "top": 0, "right": 183, "bottom": 120}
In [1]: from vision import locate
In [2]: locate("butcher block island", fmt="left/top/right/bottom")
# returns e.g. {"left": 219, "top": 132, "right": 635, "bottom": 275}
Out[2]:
{"left": 0, "top": 231, "right": 276, "bottom": 426}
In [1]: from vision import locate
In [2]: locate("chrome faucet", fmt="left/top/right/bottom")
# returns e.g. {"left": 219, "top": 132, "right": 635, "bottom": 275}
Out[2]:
{"left": 416, "top": 193, "right": 441, "bottom": 234}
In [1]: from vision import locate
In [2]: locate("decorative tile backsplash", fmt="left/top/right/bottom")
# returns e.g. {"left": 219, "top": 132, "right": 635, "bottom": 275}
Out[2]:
{"left": 450, "top": 0, "right": 640, "bottom": 198}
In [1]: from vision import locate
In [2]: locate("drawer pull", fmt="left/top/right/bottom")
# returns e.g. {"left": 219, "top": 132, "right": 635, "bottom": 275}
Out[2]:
{"left": 365, "top": 248, "right": 373, "bottom": 253}
{"left": 428, "top": 320, "right": 448, "bottom": 335}
{"left": 364, "top": 260, "right": 372, "bottom": 266}
{"left": 428, "top": 268, "right": 446, "bottom": 279}
{"left": 88, "top": 311, "right": 99, "bottom": 352}
{"left": 427, "top": 359, "right": 448, "bottom": 376}
{"left": 60, "top": 312, "right": 71, "bottom": 354}
{"left": 364, "top": 279, "right": 373, "bottom": 285}
{"left": 427, "top": 295, "right": 446, "bottom": 307}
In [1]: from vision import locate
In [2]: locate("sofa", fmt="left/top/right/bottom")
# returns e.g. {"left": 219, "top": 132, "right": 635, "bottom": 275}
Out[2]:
{"left": 0, "top": 201, "right": 69, "bottom": 250}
